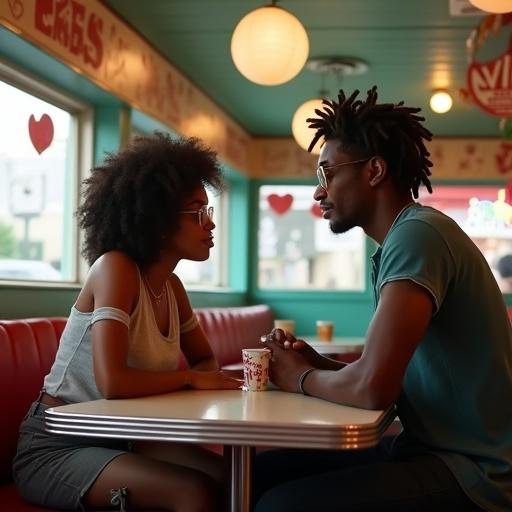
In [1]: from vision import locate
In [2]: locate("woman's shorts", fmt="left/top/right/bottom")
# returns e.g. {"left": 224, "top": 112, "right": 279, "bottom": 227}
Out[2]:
{"left": 12, "top": 401, "right": 131, "bottom": 510}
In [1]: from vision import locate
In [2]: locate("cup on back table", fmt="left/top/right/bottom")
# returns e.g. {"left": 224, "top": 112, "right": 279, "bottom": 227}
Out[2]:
{"left": 316, "top": 320, "right": 334, "bottom": 342}
{"left": 273, "top": 319, "right": 295, "bottom": 335}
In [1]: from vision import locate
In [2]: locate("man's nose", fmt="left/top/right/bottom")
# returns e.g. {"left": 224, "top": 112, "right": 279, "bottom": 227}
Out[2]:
{"left": 313, "top": 184, "right": 326, "bottom": 201}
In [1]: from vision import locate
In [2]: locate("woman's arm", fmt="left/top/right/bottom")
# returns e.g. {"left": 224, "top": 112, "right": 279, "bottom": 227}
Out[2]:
{"left": 169, "top": 273, "right": 219, "bottom": 370}
{"left": 89, "top": 253, "right": 237, "bottom": 398}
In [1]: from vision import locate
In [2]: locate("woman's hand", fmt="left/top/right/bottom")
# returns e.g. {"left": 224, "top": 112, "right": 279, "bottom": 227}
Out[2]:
{"left": 189, "top": 370, "right": 243, "bottom": 390}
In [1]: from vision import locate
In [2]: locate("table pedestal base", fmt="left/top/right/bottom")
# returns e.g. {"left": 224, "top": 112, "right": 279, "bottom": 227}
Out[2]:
{"left": 226, "top": 445, "right": 254, "bottom": 512}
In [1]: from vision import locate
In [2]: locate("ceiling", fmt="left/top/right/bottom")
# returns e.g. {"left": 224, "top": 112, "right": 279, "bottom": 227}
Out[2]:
{"left": 104, "top": 0, "right": 508, "bottom": 139}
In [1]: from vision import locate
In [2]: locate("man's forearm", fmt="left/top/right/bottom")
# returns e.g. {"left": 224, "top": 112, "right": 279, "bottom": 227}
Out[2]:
{"left": 309, "top": 352, "right": 346, "bottom": 371}
{"left": 301, "top": 361, "right": 386, "bottom": 410}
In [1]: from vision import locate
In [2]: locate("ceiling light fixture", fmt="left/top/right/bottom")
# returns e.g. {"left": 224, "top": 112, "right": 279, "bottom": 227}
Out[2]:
{"left": 292, "top": 57, "right": 369, "bottom": 154}
{"left": 430, "top": 90, "right": 453, "bottom": 114}
{"left": 230, "top": 1, "right": 309, "bottom": 86}
{"left": 468, "top": 0, "right": 512, "bottom": 13}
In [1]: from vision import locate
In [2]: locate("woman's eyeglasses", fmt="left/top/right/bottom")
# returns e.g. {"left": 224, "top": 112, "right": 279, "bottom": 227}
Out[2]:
{"left": 178, "top": 205, "right": 214, "bottom": 227}
{"left": 316, "top": 158, "right": 371, "bottom": 189}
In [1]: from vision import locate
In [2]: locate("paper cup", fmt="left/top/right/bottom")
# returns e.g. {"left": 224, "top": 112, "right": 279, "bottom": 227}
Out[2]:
{"left": 273, "top": 319, "right": 295, "bottom": 334}
{"left": 242, "top": 348, "right": 271, "bottom": 391}
{"left": 316, "top": 320, "right": 334, "bottom": 342}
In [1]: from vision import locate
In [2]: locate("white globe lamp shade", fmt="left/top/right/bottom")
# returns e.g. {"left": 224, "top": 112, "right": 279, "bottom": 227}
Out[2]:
{"left": 231, "top": 6, "right": 309, "bottom": 86}
{"left": 292, "top": 98, "right": 325, "bottom": 154}
{"left": 429, "top": 91, "right": 453, "bottom": 114}
{"left": 468, "top": 0, "right": 512, "bottom": 13}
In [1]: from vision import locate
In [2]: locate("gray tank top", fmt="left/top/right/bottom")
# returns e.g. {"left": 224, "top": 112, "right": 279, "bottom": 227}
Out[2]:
{"left": 43, "top": 272, "right": 198, "bottom": 403}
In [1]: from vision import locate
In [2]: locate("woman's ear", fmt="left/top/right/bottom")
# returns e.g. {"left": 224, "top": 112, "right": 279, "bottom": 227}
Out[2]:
{"left": 367, "top": 156, "right": 387, "bottom": 187}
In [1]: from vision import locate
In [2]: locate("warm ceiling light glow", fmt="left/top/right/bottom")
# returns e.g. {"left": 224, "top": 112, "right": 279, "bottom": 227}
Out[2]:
{"left": 430, "top": 90, "right": 453, "bottom": 114}
{"left": 468, "top": 0, "right": 512, "bottom": 13}
{"left": 231, "top": 5, "right": 309, "bottom": 86}
{"left": 292, "top": 98, "right": 324, "bottom": 154}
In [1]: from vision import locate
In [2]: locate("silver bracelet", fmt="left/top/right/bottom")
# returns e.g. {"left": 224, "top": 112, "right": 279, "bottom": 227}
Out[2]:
{"left": 298, "top": 368, "right": 315, "bottom": 395}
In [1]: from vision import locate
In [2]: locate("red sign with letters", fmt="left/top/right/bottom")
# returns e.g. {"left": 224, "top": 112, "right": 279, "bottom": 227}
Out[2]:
{"left": 468, "top": 46, "right": 512, "bottom": 117}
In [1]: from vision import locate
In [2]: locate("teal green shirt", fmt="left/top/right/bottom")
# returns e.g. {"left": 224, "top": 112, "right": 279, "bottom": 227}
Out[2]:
{"left": 371, "top": 203, "right": 512, "bottom": 511}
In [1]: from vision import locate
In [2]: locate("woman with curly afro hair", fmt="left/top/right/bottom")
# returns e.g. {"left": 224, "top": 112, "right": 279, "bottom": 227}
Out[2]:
{"left": 13, "top": 132, "right": 242, "bottom": 512}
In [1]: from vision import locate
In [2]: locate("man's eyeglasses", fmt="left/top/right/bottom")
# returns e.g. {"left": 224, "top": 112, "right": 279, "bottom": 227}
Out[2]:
{"left": 316, "top": 158, "right": 371, "bottom": 190}
{"left": 178, "top": 205, "right": 214, "bottom": 227}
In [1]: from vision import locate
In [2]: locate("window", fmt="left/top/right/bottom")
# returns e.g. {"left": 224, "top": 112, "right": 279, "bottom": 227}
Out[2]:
{"left": 0, "top": 62, "right": 91, "bottom": 283}
{"left": 419, "top": 185, "right": 512, "bottom": 293}
{"left": 258, "top": 185, "right": 366, "bottom": 290}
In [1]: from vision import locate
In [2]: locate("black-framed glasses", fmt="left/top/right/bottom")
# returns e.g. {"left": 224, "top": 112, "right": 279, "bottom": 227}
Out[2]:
{"left": 178, "top": 205, "right": 214, "bottom": 227}
{"left": 316, "top": 158, "right": 371, "bottom": 189}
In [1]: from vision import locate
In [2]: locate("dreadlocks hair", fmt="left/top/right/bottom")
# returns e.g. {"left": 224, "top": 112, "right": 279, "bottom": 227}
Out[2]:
{"left": 77, "top": 132, "right": 223, "bottom": 268}
{"left": 307, "top": 86, "right": 433, "bottom": 198}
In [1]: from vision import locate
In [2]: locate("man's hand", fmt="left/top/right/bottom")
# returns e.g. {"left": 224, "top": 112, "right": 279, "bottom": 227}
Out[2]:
{"left": 260, "top": 336, "right": 313, "bottom": 393}
{"left": 261, "top": 328, "right": 323, "bottom": 368}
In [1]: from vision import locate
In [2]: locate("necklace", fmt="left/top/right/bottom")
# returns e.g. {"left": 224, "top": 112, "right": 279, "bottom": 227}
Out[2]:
{"left": 143, "top": 276, "right": 166, "bottom": 304}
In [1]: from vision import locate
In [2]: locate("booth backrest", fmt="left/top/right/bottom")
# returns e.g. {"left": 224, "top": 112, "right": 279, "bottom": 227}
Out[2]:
{"left": 0, "top": 317, "right": 66, "bottom": 483}
{"left": 194, "top": 304, "right": 274, "bottom": 366}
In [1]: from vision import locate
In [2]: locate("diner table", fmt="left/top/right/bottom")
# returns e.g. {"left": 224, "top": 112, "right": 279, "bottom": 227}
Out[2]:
{"left": 45, "top": 389, "right": 394, "bottom": 512}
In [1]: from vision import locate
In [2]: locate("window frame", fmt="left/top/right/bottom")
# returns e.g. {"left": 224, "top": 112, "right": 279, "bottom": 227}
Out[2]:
{"left": 0, "top": 58, "right": 93, "bottom": 288}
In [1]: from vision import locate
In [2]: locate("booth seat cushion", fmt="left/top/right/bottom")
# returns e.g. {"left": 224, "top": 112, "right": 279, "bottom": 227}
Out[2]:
{"left": 0, "top": 318, "right": 66, "bottom": 511}
{"left": 0, "top": 482, "right": 56, "bottom": 511}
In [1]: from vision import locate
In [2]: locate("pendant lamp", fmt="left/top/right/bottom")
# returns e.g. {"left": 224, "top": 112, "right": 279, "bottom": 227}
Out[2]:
{"left": 292, "top": 57, "right": 368, "bottom": 153}
{"left": 429, "top": 90, "right": 453, "bottom": 114}
{"left": 231, "top": 3, "right": 309, "bottom": 86}
{"left": 468, "top": 0, "right": 512, "bottom": 13}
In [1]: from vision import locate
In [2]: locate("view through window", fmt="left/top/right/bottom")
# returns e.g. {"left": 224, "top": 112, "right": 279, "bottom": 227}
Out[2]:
{"left": 258, "top": 185, "right": 365, "bottom": 290}
{"left": 419, "top": 185, "right": 512, "bottom": 293}
{"left": 0, "top": 78, "right": 76, "bottom": 282}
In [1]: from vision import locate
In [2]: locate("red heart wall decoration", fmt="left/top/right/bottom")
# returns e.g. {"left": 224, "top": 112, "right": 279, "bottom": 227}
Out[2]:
{"left": 310, "top": 202, "right": 323, "bottom": 218}
{"left": 28, "top": 114, "right": 54, "bottom": 155}
{"left": 267, "top": 194, "right": 294, "bottom": 215}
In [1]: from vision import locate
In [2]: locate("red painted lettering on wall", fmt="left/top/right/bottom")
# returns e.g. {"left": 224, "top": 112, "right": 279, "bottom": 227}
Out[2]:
{"left": 69, "top": 1, "right": 85, "bottom": 56}
{"left": 34, "top": 0, "right": 103, "bottom": 69}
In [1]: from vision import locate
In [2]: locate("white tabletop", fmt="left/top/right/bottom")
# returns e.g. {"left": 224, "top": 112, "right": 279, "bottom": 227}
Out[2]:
{"left": 46, "top": 389, "right": 395, "bottom": 512}
{"left": 46, "top": 389, "right": 394, "bottom": 450}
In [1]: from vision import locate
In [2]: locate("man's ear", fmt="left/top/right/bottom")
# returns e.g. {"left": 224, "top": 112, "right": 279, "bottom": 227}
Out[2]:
{"left": 367, "top": 156, "right": 387, "bottom": 187}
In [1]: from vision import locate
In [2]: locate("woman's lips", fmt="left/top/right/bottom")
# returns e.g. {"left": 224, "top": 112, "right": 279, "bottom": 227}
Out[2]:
{"left": 203, "top": 237, "right": 214, "bottom": 248}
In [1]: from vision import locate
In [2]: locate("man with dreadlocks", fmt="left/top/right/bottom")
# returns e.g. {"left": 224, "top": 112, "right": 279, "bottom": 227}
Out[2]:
{"left": 257, "top": 86, "right": 512, "bottom": 512}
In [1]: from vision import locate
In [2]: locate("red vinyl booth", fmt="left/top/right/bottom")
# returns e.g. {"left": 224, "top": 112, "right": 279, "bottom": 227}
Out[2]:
{"left": 0, "top": 305, "right": 273, "bottom": 510}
